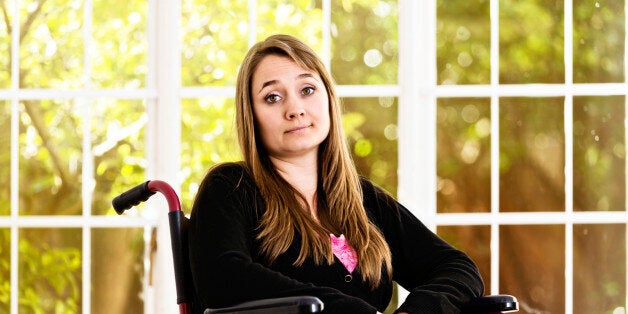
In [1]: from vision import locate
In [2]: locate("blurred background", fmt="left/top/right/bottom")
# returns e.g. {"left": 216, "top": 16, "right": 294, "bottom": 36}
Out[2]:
{"left": 0, "top": 0, "right": 626, "bottom": 313}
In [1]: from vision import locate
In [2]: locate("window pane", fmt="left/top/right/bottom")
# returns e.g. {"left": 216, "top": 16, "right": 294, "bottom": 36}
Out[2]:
{"left": 19, "top": 100, "right": 82, "bottom": 215}
{"left": 92, "top": 0, "right": 148, "bottom": 89}
{"left": 438, "top": 225, "right": 491, "bottom": 295}
{"left": 437, "top": 98, "right": 491, "bottom": 213}
{"left": 436, "top": 0, "right": 490, "bottom": 85}
{"left": 342, "top": 97, "right": 398, "bottom": 194}
{"left": 574, "top": 224, "right": 626, "bottom": 313}
{"left": 331, "top": 0, "right": 398, "bottom": 85}
{"left": 500, "top": 98, "right": 565, "bottom": 212}
{"left": 19, "top": 228, "right": 82, "bottom": 313}
{"left": 573, "top": 96, "right": 625, "bottom": 211}
{"left": 19, "top": 0, "right": 84, "bottom": 89}
{"left": 573, "top": 0, "right": 625, "bottom": 83}
{"left": 258, "top": 0, "right": 323, "bottom": 47}
{"left": 91, "top": 228, "right": 144, "bottom": 314}
{"left": 0, "top": 229, "right": 9, "bottom": 312}
{"left": 499, "top": 0, "right": 564, "bottom": 84}
{"left": 181, "top": 98, "right": 240, "bottom": 211}
{"left": 0, "top": 2, "right": 10, "bottom": 89}
{"left": 0, "top": 101, "right": 9, "bottom": 216}
{"left": 501, "top": 225, "right": 565, "bottom": 313}
{"left": 92, "top": 100, "right": 147, "bottom": 215}
{"left": 181, "top": 0, "right": 248, "bottom": 87}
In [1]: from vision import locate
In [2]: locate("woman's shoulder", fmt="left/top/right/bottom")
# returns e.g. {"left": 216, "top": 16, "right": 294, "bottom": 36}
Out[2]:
{"left": 359, "top": 176, "right": 400, "bottom": 217}
{"left": 207, "top": 161, "right": 247, "bottom": 177}
{"left": 359, "top": 176, "right": 393, "bottom": 200}
{"left": 201, "top": 161, "right": 254, "bottom": 191}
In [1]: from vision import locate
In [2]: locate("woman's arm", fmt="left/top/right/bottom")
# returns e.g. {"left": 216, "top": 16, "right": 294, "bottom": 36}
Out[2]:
{"left": 363, "top": 179, "right": 484, "bottom": 313}
{"left": 188, "top": 164, "right": 377, "bottom": 314}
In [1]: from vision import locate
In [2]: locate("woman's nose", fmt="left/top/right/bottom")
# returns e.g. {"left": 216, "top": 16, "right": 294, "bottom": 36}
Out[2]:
{"left": 288, "top": 109, "right": 305, "bottom": 119}
{"left": 286, "top": 99, "right": 306, "bottom": 119}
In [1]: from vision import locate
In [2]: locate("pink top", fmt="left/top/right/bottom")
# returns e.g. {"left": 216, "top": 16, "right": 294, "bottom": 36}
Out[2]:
{"left": 330, "top": 234, "right": 358, "bottom": 273}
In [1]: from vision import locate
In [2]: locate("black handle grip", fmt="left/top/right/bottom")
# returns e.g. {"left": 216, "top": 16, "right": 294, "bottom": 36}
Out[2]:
{"left": 112, "top": 181, "right": 156, "bottom": 215}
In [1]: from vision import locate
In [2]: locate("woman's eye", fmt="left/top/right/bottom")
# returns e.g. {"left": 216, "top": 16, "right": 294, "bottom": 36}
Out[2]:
{"left": 265, "top": 94, "right": 281, "bottom": 103}
{"left": 302, "top": 86, "right": 315, "bottom": 96}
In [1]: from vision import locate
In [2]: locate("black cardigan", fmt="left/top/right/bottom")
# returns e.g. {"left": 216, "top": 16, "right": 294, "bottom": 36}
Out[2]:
{"left": 188, "top": 162, "right": 483, "bottom": 313}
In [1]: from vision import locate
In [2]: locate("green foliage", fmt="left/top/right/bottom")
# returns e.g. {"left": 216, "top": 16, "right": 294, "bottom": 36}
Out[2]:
{"left": 92, "top": 0, "right": 148, "bottom": 88}
{"left": 18, "top": 232, "right": 81, "bottom": 314}
{"left": 0, "top": 229, "right": 9, "bottom": 313}
{"left": 331, "top": 0, "right": 398, "bottom": 85}
{"left": 437, "top": 0, "right": 491, "bottom": 84}
{"left": 19, "top": 0, "right": 85, "bottom": 89}
{"left": 181, "top": 0, "right": 249, "bottom": 86}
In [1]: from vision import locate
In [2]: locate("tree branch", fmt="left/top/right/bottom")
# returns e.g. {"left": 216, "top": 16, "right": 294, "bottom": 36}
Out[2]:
{"left": 22, "top": 101, "right": 74, "bottom": 188}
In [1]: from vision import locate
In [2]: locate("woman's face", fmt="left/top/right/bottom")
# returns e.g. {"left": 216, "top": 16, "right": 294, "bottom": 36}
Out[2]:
{"left": 251, "top": 54, "right": 330, "bottom": 161}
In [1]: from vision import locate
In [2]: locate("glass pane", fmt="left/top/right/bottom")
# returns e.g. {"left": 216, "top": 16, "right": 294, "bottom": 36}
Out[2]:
{"left": 342, "top": 97, "right": 398, "bottom": 195}
{"left": 92, "top": 100, "right": 147, "bottom": 215}
{"left": 436, "top": 0, "right": 490, "bottom": 85}
{"left": 437, "top": 98, "right": 491, "bottom": 213}
{"left": 0, "top": 1, "right": 10, "bottom": 89}
{"left": 19, "top": 0, "right": 84, "bottom": 89}
{"left": 574, "top": 224, "right": 626, "bottom": 314}
{"left": 501, "top": 225, "right": 565, "bottom": 313}
{"left": 19, "top": 228, "right": 82, "bottom": 313}
{"left": 92, "top": 0, "right": 148, "bottom": 88}
{"left": 573, "top": 0, "right": 625, "bottom": 83}
{"left": 437, "top": 225, "right": 491, "bottom": 295}
{"left": 258, "top": 0, "right": 323, "bottom": 49}
{"left": 0, "top": 101, "right": 9, "bottom": 216}
{"left": 91, "top": 228, "right": 144, "bottom": 314}
{"left": 331, "top": 0, "right": 398, "bottom": 85}
{"left": 19, "top": 100, "right": 82, "bottom": 216}
{"left": 181, "top": 98, "right": 240, "bottom": 211}
{"left": 499, "top": 0, "right": 564, "bottom": 84}
{"left": 573, "top": 96, "right": 625, "bottom": 211}
{"left": 500, "top": 97, "right": 565, "bottom": 212}
{"left": 0, "top": 228, "right": 9, "bottom": 312}
{"left": 181, "top": 0, "right": 248, "bottom": 86}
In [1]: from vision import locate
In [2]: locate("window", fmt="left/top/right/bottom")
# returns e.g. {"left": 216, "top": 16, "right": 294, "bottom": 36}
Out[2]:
{"left": 399, "top": 0, "right": 626, "bottom": 313}
{"left": 1, "top": 0, "right": 625, "bottom": 313}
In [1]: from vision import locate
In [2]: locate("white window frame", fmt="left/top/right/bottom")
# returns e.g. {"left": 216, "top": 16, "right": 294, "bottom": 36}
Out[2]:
{"left": 3, "top": 0, "right": 627, "bottom": 313}
{"left": 398, "top": 0, "right": 628, "bottom": 313}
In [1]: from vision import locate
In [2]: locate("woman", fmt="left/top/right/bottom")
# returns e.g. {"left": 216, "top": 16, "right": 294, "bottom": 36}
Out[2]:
{"left": 188, "top": 34, "right": 483, "bottom": 314}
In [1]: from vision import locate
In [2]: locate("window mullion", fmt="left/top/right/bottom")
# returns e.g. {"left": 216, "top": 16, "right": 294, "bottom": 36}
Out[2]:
{"left": 81, "top": 1, "right": 94, "bottom": 313}
{"left": 397, "top": 0, "right": 437, "bottom": 226}
{"left": 624, "top": 0, "right": 628, "bottom": 310}
{"left": 150, "top": 0, "right": 181, "bottom": 313}
{"left": 489, "top": 0, "right": 500, "bottom": 296}
{"left": 10, "top": 0, "right": 20, "bottom": 312}
{"left": 322, "top": 0, "right": 331, "bottom": 71}
{"left": 248, "top": 0, "right": 257, "bottom": 47}
{"left": 564, "top": 0, "right": 575, "bottom": 313}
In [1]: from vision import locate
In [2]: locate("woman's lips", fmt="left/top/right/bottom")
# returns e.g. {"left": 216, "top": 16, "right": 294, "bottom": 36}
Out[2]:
{"left": 286, "top": 124, "right": 311, "bottom": 133}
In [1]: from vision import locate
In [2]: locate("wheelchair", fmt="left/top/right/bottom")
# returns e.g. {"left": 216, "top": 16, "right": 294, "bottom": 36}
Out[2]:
{"left": 113, "top": 180, "right": 518, "bottom": 314}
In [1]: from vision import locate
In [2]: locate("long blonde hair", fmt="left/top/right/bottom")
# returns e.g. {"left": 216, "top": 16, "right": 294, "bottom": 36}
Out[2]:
{"left": 235, "top": 34, "right": 391, "bottom": 289}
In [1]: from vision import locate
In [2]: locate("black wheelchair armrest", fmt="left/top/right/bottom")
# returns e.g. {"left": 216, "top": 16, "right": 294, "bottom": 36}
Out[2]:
{"left": 204, "top": 296, "right": 324, "bottom": 314}
{"left": 462, "top": 294, "right": 519, "bottom": 313}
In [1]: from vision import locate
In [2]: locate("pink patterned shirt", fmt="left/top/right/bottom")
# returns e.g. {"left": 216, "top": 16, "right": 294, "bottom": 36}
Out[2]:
{"left": 330, "top": 234, "right": 358, "bottom": 273}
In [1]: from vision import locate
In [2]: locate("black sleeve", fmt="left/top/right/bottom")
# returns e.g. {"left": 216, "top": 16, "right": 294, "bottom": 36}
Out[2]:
{"left": 362, "top": 180, "right": 484, "bottom": 314}
{"left": 188, "top": 164, "right": 378, "bottom": 314}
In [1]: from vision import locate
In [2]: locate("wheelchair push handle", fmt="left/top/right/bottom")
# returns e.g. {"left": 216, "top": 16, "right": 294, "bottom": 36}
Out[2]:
{"left": 112, "top": 180, "right": 181, "bottom": 214}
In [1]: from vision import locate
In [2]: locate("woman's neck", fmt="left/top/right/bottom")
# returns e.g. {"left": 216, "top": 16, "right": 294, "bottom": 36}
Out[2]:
{"left": 270, "top": 155, "right": 318, "bottom": 217}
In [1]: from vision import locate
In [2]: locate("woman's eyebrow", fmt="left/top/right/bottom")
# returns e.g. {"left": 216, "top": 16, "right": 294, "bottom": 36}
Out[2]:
{"left": 258, "top": 73, "right": 318, "bottom": 94}
{"left": 259, "top": 80, "right": 278, "bottom": 94}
